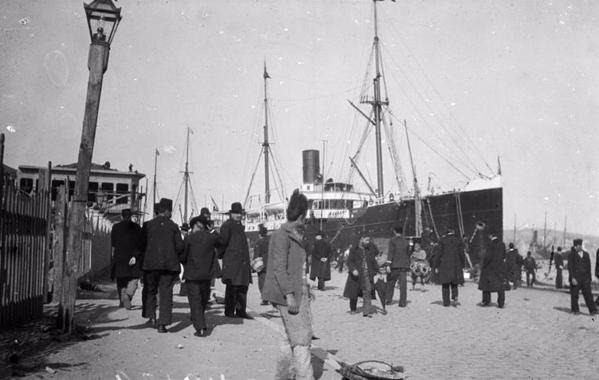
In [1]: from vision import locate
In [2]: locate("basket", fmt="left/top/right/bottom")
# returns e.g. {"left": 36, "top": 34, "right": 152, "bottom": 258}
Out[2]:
{"left": 338, "top": 360, "right": 404, "bottom": 380}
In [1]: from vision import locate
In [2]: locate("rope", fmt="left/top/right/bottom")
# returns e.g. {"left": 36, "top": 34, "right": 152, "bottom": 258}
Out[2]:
{"left": 455, "top": 192, "right": 465, "bottom": 238}
{"left": 426, "top": 198, "right": 440, "bottom": 240}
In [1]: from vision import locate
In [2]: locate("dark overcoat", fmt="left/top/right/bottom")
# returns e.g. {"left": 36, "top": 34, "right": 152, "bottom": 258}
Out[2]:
{"left": 435, "top": 233, "right": 466, "bottom": 285}
{"left": 504, "top": 248, "right": 523, "bottom": 282}
{"left": 180, "top": 229, "right": 223, "bottom": 281}
{"left": 218, "top": 218, "right": 252, "bottom": 286}
{"left": 478, "top": 238, "right": 508, "bottom": 292}
{"left": 310, "top": 239, "right": 333, "bottom": 281}
{"left": 111, "top": 220, "right": 143, "bottom": 279}
{"left": 343, "top": 242, "right": 378, "bottom": 299}
{"left": 141, "top": 215, "right": 184, "bottom": 272}
{"left": 568, "top": 249, "right": 592, "bottom": 284}
{"left": 262, "top": 222, "right": 308, "bottom": 306}
{"left": 387, "top": 235, "right": 410, "bottom": 269}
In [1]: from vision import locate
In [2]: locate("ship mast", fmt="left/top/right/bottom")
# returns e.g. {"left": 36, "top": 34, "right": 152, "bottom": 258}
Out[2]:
{"left": 404, "top": 120, "right": 422, "bottom": 237}
{"left": 152, "top": 148, "right": 159, "bottom": 215}
{"left": 360, "top": 0, "right": 389, "bottom": 200}
{"left": 263, "top": 62, "right": 271, "bottom": 204}
{"left": 183, "top": 127, "right": 191, "bottom": 223}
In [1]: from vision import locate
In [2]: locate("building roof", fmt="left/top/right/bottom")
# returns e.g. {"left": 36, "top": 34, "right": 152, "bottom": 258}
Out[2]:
{"left": 18, "top": 162, "right": 145, "bottom": 179}
{"left": 2, "top": 164, "right": 17, "bottom": 176}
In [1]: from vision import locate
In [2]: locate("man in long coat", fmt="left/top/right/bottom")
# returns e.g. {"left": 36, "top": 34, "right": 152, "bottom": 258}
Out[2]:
{"left": 141, "top": 198, "right": 184, "bottom": 333}
{"left": 504, "top": 243, "right": 523, "bottom": 289}
{"left": 478, "top": 233, "right": 508, "bottom": 308}
{"left": 180, "top": 215, "right": 222, "bottom": 337}
{"left": 110, "top": 209, "right": 143, "bottom": 309}
{"left": 435, "top": 228, "right": 465, "bottom": 307}
{"left": 219, "top": 202, "right": 252, "bottom": 319}
{"left": 554, "top": 246, "right": 564, "bottom": 289}
{"left": 309, "top": 231, "right": 333, "bottom": 290}
{"left": 343, "top": 236, "right": 379, "bottom": 316}
{"left": 386, "top": 224, "right": 410, "bottom": 307}
{"left": 568, "top": 239, "right": 597, "bottom": 315}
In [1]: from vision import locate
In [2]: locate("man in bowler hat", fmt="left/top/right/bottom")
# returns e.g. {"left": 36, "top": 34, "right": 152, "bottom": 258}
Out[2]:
{"left": 141, "top": 198, "right": 184, "bottom": 332}
{"left": 568, "top": 239, "right": 598, "bottom": 315}
{"left": 110, "top": 209, "right": 143, "bottom": 309}
{"left": 219, "top": 202, "right": 252, "bottom": 319}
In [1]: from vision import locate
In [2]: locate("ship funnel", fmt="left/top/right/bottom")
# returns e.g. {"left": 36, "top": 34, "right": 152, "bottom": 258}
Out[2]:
{"left": 302, "top": 150, "right": 320, "bottom": 185}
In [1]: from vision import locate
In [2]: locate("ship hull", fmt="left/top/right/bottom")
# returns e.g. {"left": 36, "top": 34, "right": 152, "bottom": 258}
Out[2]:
{"left": 246, "top": 187, "right": 502, "bottom": 261}
{"left": 305, "top": 187, "right": 502, "bottom": 253}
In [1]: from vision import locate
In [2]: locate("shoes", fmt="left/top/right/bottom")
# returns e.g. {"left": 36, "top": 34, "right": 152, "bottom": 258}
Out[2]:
{"left": 194, "top": 328, "right": 208, "bottom": 337}
{"left": 157, "top": 325, "right": 168, "bottom": 333}
{"left": 224, "top": 312, "right": 236, "bottom": 318}
{"left": 236, "top": 313, "right": 254, "bottom": 320}
{"left": 480, "top": 302, "right": 490, "bottom": 307}
{"left": 571, "top": 310, "right": 580, "bottom": 315}
{"left": 363, "top": 313, "right": 372, "bottom": 318}
{"left": 589, "top": 310, "right": 599, "bottom": 316}
{"left": 380, "top": 309, "right": 388, "bottom": 315}
{"left": 398, "top": 303, "right": 406, "bottom": 308}
{"left": 452, "top": 300, "right": 460, "bottom": 307}
{"left": 260, "top": 300, "right": 270, "bottom": 306}
{"left": 146, "top": 317, "right": 156, "bottom": 327}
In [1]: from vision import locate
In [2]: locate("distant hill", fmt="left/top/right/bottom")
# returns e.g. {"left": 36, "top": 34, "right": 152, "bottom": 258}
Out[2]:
{"left": 502, "top": 228, "right": 599, "bottom": 259}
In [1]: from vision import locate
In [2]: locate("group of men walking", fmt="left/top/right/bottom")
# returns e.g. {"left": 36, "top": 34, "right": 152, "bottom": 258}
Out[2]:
{"left": 111, "top": 196, "right": 599, "bottom": 379}
{"left": 110, "top": 198, "right": 254, "bottom": 336}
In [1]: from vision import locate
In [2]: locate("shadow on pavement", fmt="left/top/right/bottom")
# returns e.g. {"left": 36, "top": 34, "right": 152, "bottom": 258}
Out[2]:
{"left": 0, "top": 302, "right": 125, "bottom": 378}
{"left": 553, "top": 306, "right": 573, "bottom": 314}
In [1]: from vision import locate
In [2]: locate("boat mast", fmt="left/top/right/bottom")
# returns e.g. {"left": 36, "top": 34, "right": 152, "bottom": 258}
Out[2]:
{"left": 404, "top": 120, "right": 422, "bottom": 237}
{"left": 263, "top": 62, "right": 271, "bottom": 204}
{"left": 361, "top": 0, "right": 389, "bottom": 200}
{"left": 562, "top": 215, "right": 567, "bottom": 247}
{"left": 152, "top": 148, "right": 159, "bottom": 215}
{"left": 183, "top": 127, "right": 190, "bottom": 224}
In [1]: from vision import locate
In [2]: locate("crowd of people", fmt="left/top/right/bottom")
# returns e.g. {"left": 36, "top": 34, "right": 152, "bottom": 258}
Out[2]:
{"left": 109, "top": 194, "right": 599, "bottom": 379}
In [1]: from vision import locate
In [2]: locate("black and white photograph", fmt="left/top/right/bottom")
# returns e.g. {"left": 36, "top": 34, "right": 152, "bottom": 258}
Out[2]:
{"left": 1, "top": 0, "right": 598, "bottom": 379}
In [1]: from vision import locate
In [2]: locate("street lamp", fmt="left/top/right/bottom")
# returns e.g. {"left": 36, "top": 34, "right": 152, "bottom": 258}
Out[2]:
{"left": 84, "top": 0, "right": 121, "bottom": 45}
{"left": 59, "top": 0, "right": 122, "bottom": 333}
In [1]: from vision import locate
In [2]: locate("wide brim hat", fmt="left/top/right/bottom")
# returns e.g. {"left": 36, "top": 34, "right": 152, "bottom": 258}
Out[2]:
{"left": 228, "top": 202, "right": 244, "bottom": 214}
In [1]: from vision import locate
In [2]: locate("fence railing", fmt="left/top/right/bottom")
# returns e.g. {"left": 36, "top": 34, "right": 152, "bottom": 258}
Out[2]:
{"left": 0, "top": 182, "right": 50, "bottom": 328}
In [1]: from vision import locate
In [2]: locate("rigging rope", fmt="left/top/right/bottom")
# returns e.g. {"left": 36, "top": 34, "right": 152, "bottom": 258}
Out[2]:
{"left": 387, "top": 109, "right": 471, "bottom": 180}
{"left": 380, "top": 44, "right": 482, "bottom": 177}
{"left": 388, "top": 28, "right": 495, "bottom": 174}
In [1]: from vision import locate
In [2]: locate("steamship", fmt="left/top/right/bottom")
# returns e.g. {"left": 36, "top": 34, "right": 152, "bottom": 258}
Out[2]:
{"left": 243, "top": 0, "right": 502, "bottom": 254}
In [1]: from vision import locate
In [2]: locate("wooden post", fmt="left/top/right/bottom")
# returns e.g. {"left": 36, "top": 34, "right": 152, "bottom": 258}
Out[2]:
{"left": 42, "top": 161, "right": 52, "bottom": 303}
{"left": 53, "top": 185, "right": 67, "bottom": 308}
{"left": 59, "top": 40, "right": 110, "bottom": 333}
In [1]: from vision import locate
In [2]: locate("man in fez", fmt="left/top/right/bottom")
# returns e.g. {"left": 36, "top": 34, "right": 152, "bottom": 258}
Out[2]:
{"left": 568, "top": 239, "right": 598, "bottom": 315}
{"left": 219, "top": 202, "right": 252, "bottom": 319}
{"left": 110, "top": 209, "right": 143, "bottom": 309}
{"left": 141, "top": 198, "right": 184, "bottom": 332}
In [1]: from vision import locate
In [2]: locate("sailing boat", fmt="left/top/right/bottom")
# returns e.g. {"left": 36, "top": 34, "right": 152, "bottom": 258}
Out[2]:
{"left": 245, "top": 0, "right": 503, "bottom": 254}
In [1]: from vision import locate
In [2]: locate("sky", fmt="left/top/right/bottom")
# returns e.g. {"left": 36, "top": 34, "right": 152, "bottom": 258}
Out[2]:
{"left": 1, "top": 0, "right": 598, "bottom": 236}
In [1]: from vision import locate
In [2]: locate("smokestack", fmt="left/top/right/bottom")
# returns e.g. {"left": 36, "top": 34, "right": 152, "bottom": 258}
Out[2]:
{"left": 302, "top": 150, "right": 320, "bottom": 185}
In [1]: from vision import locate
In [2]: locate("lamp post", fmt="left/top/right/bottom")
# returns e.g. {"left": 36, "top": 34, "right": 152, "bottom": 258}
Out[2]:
{"left": 59, "top": 0, "right": 121, "bottom": 333}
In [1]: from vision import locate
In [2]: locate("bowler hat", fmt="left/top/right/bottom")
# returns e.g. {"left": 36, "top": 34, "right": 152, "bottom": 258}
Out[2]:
{"left": 228, "top": 202, "right": 244, "bottom": 214}
{"left": 573, "top": 238, "right": 583, "bottom": 246}
{"left": 190, "top": 215, "right": 210, "bottom": 229}
{"left": 121, "top": 208, "right": 132, "bottom": 217}
{"left": 158, "top": 198, "right": 173, "bottom": 212}
{"left": 200, "top": 207, "right": 211, "bottom": 216}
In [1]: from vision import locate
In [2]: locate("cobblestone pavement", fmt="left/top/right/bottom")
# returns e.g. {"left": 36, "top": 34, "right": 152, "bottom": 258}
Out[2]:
{"left": 16, "top": 270, "right": 599, "bottom": 379}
